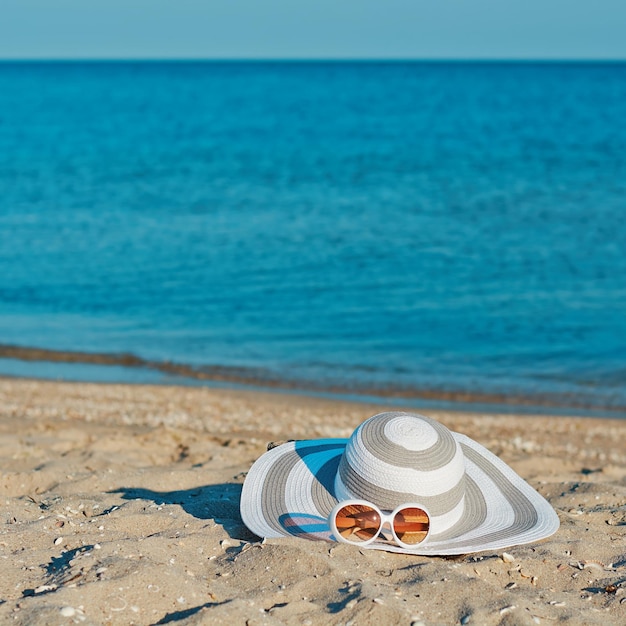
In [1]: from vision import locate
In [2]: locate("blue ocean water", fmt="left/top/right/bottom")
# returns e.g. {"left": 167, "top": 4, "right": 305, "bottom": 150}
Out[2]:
{"left": 1, "top": 61, "right": 625, "bottom": 413}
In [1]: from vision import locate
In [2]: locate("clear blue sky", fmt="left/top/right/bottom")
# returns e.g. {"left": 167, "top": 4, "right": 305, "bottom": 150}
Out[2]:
{"left": 2, "top": 0, "right": 625, "bottom": 60}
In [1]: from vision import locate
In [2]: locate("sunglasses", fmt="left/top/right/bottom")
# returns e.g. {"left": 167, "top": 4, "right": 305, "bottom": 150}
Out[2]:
{"left": 329, "top": 500, "right": 431, "bottom": 548}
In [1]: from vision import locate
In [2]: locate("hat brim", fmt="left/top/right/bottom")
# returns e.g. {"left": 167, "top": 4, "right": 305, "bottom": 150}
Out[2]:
{"left": 240, "top": 433, "right": 559, "bottom": 555}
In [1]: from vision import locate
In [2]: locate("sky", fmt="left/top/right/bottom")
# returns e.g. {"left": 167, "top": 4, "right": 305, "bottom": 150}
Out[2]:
{"left": 1, "top": 0, "right": 625, "bottom": 60}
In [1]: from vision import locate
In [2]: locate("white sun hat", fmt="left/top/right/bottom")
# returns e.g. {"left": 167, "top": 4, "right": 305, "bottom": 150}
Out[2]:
{"left": 240, "top": 411, "right": 559, "bottom": 555}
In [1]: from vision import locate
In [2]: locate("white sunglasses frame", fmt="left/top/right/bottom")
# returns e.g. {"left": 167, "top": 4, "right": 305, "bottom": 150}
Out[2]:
{"left": 329, "top": 499, "right": 431, "bottom": 549}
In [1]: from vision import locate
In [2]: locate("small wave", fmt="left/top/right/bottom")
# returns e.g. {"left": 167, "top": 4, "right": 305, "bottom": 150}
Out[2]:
{"left": 1, "top": 343, "right": 624, "bottom": 418}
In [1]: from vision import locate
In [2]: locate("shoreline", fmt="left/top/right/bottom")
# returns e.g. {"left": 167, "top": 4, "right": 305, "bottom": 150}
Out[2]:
{"left": 1, "top": 343, "right": 625, "bottom": 419}
{"left": 1, "top": 377, "right": 625, "bottom": 624}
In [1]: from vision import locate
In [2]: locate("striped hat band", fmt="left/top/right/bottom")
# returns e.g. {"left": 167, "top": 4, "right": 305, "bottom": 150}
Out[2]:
{"left": 240, "top": 411, "right": 559, "bottom": 555}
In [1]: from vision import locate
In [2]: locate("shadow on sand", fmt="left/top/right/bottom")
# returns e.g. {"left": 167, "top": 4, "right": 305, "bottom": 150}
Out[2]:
{"left": 151, "top": 600, "right": 232, "bottom": 625}
{"left": 112, "top": 483, "right": 257, "bottom": 541}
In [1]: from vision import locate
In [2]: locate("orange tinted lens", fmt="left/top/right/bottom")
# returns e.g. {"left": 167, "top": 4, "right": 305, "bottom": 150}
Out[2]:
{"left": 334, "top": 504, "right": 381, "bottom": 543}
{"left": 393, "top": 507, "right": 430, "bottom": 545}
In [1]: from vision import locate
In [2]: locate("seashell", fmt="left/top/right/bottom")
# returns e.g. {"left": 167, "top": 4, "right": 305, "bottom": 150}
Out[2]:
{"left": 109, "top": 596, "right": 127, "bottom": 612}
{"left": 501, "top": 552, "right": 515, "bottom": 563}
{"left": 581, "top": 560, "right": 606, "bottom": 571}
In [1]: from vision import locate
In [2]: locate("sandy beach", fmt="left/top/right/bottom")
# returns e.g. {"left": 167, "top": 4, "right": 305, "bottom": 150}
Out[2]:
{"left": 1, "top": 377, "right": 625, "bottom": 625}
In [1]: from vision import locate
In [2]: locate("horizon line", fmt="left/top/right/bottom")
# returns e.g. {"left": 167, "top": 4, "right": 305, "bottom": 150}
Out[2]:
{"left": 1, "top": 57, "right": 626, "bottom": 63}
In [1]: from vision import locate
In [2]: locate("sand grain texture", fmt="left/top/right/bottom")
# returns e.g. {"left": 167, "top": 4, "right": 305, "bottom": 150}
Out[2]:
{"left": 1, "top": 378, "right": 625, "bottom": 625}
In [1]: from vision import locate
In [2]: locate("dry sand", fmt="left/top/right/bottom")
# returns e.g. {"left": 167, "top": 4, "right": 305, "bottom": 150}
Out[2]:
{"left": 0, "top": 377, "right": 625, "bottom": 625}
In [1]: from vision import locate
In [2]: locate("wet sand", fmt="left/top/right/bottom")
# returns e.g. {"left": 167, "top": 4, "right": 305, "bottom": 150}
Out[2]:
{"left": 1, "top": 377, "right": 625, "bottom": 625}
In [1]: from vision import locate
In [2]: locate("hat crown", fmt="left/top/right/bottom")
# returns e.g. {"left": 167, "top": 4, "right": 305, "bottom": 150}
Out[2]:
{"left": 335, "top": 412, "right": 466, "bottom": 520}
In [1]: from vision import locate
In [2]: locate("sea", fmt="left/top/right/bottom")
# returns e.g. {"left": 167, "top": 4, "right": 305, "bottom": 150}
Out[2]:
{"left": 1, "top": 61, "right": 625, "bottom": 416}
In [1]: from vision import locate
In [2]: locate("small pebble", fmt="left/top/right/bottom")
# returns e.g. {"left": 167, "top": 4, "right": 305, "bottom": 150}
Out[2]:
{"left": 501, "top": 552, "right": 515, "bottom": 564}
{"left": 54, "top": 537, "right": 64, "bottom": 546}
{"left": 60, "top": 606, "right": 75, "bottom": 617}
